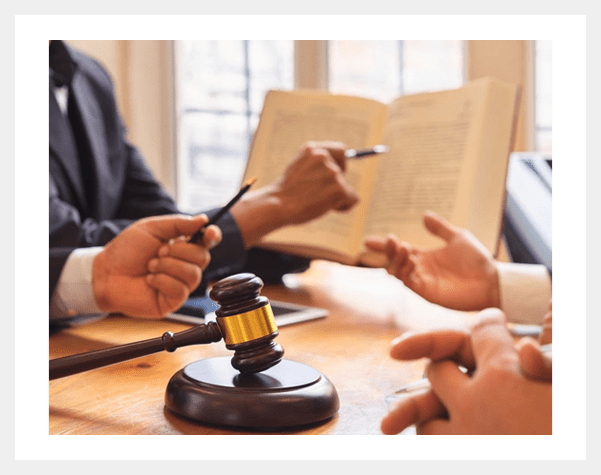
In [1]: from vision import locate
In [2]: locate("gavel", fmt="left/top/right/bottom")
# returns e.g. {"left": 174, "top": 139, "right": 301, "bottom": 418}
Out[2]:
{"left": 49, "top": 273, "right": 285, "bottom": 380}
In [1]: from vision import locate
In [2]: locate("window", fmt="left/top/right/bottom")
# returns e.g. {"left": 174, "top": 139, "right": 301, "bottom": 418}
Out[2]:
{"left": 534, "top": 40, "right": 552, "bottom": 153}
{"left": 175, "top": 40, "right": 464, "bottom": 212}
{"left": 329, "top": 40, "right": 464, "bottom": 102}
{"left": 175, "top": 40, "right": 294, "bottom": 211}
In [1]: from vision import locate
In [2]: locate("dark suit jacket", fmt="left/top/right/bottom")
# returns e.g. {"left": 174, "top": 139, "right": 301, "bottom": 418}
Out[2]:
{"left": 49, "top": 42, "right": 308, "bottom": 302}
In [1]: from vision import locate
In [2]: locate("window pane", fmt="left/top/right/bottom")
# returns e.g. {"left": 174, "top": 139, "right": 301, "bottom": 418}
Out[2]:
{"left": 329, "top": 40, "right": 401, "bottom": 102}
{"left": 329, "top": 40, "right": 464, "bottom": 102}
{"left": 177, "top": 41, "right": 249, "bottom": 115}
{"left": 248, "top": 40, "right": 295, "bottom": 116}
{"left": 175, "top": 40, "right": 294, "bottom": 212}
{"left": 402, "top": 41, "right": 464, "bottom": 94}
{"left": 177, "top": 112, "right": 249, "bottom": 211}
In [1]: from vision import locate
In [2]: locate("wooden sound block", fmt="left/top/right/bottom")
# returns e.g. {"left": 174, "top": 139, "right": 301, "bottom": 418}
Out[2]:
{"left": 165, "top": 357, "right": 339, "bottom": 430}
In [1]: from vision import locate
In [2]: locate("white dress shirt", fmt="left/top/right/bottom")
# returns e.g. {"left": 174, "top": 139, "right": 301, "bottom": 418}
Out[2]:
{"left": 497, "top": 262, "right": 552, "bottom": 324}
{"left": 50, "top": 247, "right": 105, "bottom": 320}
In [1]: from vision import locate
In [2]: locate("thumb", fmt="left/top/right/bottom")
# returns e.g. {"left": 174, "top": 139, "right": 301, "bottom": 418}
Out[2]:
{"left": 517, "top": 337, "right": 552, "bottom": 382}
{"left": 139, "top": 214, "right": 209, "bottom": 242}
{"left": 469, "top": 308, "right": 513, "bottom": 369}
{"left": 319, "top": 141, "right": 347, "bottom": 171}
{"left": 423, "top": 210, "right": 458, "bottom": 243}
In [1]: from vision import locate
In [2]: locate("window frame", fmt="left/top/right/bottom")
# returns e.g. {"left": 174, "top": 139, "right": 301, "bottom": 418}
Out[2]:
{"left": 92, "top": 40, "right": 541, "bottom": 201}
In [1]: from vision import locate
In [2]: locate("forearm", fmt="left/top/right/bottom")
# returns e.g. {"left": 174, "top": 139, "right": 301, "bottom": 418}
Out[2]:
{"left": 228, "top": 184, "right": 287, "bottom": 248}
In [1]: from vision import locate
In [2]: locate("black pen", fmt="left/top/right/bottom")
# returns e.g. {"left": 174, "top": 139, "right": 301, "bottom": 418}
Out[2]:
{"left": 344, "top": 144, "right": 389, "bottom": 159}
{"left": 189, "top": 177, "right": 257, "bottom": 244}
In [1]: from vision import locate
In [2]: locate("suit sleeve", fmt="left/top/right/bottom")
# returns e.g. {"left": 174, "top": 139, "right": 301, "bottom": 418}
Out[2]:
{"left": 49, "top": 48, "right": 308, "bottom": 303}
{"left": 49, "top": 175, "right": 247, "bottom": 299}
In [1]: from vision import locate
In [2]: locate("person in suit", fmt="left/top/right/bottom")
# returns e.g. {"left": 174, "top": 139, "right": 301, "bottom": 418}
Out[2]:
{"left": 49, "top": 40, "right": 359, "bottom": 321}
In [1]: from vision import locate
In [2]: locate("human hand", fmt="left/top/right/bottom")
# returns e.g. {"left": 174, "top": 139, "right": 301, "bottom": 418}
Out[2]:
{"left": 381, "top": 308, "right": 552, "bottom": 435}
{"left": 363, "top": 210, "right": 500, "bottom": 311}
{"left": 516, "top": 299, "right": 552, "bottom": 381}
{"left": 272, "top": 141, "right": 360, "bottom": 223}
{"left": 230, "top": 141, "right": 359, "bottom": 247}
{"left": 92, "top": 214, "right": 222, "bottom": 319}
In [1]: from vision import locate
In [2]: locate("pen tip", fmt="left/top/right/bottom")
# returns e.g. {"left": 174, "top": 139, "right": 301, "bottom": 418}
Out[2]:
{"left": 246, "top": 177, "right": 257, "bottom": 187}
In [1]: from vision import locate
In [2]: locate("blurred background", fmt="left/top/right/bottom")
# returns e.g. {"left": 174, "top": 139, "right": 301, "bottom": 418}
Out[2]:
{"left": 64, "top": 40, "right": 551, "bottom": 213}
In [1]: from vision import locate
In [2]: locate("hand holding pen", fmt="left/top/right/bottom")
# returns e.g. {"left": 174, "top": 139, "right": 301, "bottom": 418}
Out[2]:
{"left": 381, "top": 312, "right": 553, "bottom": 435}
{"left": 186, "top": 144, "right": 386, "bottom": 245}
{"left": 189, "top": 177, "right": 257, "bottom": 244}
{"left": 386, "top": 343, "right": 552, "bottom": 403}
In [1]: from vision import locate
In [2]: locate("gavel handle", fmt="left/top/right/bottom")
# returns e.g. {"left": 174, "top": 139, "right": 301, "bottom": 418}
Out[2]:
{"left": 49, "top": 322, "right": 223, "bottom": 380}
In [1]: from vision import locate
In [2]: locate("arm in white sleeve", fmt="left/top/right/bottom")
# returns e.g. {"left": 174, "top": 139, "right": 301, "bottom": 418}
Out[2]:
{"left": 497, "top": 262, "right": 552, "bottom": 324}
{"left": 50, "top": 247, "right": 105, "bottom": 320}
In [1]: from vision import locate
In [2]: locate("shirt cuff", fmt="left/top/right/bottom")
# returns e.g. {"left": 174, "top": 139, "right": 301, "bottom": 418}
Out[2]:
{"left": 50, "top": 247, "right": 105, "bottom": 319}
{"left": 497, "top": 262, "right": 552, "bottom": 324}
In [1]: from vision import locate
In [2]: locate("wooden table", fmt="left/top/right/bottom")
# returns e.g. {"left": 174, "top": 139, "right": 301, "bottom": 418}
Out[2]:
{"left": 49, "top": 260, "right": 478, "bottom": 435}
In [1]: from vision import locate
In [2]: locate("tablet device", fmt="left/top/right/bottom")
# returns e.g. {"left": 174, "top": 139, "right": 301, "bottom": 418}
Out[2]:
{"left": 167, "top": 295, "right": 328, "bottom": 327}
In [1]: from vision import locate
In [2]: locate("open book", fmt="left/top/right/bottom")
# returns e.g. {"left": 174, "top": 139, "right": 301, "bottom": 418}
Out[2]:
{"left": 242, "top": 77, "right": 521, "bottom": 266}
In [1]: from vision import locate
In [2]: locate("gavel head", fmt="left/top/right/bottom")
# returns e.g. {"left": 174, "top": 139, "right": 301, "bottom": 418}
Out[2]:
{"left": 209, "top": 273, "right": 284, "bottom": 374}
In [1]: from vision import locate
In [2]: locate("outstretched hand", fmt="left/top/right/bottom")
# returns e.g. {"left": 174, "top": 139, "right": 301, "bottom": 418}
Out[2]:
{"left": 92, "top": 214, "right": 222, "bottom": 319}
{"left": 363, "top": 210, "right": 500, "bottom": 311}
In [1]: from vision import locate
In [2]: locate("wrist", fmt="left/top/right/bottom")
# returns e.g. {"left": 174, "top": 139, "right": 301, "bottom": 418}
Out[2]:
{"left": 229, "top": 184, "right": 287, "bottom": 248}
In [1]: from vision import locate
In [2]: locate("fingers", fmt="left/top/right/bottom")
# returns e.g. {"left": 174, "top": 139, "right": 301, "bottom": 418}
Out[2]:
{"left": 140, "top": 214, "right": 211, "bottom": 242}
{"left": 145, "top": 272, "right": 190, "bottom": 316}
{"left": 201, "top": 224, "right": 222, "bottom": 249}
{"left": 148, "top": 229, "right": 217, "bottom": 296}
{"left": 147, "top": 256, "right": 202, "bottom": 291}
{"left": 516, "top": 337, "right": 552, "bottom": 382}
{"left": 384, "top": 310, "right": 529, "bottom": 436}
{"left": 390, "top": 329, "right": 475, "bottom": 368}
{"left": 423, "top": 359, "right": 470, "bottom": 416}
{"left": 324, "top": 156, "right": 359, "bottom": 210}
{"left": 416, "top": 418, "right": 452, "bottom": 435}
{"left": 363, "top": 235, "right": 386, "bottom": 253}
{"left": 462, "top": 310, "right": 521, "bottom": 413}
{"left": 312, "top": 140, "right": 347, "bottom": 171}
{"left": 304, "top": 142, "right": 359, "bottom": 209}
{"left": 275, "top": 142, "right": 359, "bottom": 225}
{"left": 422, "top": 210, "right": 458, "bottom": 243}
{"left": 469, "top": 308, "right": 515, "bottom": 370}
{"left": 363, "top": 234, "right": 413, "bottom": 281}
{"left": 381, "top": 389, "right": 445, "bottom": 435}
{"left": 384, "top": 234, "right": 411, "bottom": 280}
{"left": 157, "top": 226, "right": 219, "bottom": 269}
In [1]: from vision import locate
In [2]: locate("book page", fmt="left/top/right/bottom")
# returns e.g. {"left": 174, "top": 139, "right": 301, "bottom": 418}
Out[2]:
{"left": 243, "top": 90, "right": 387, "bottom": 258}
{"left": 362, "top": 78, "right": 514, "bottom": 252}
{"left": 465, "top": 79, "right": 520, "bottom": 253}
